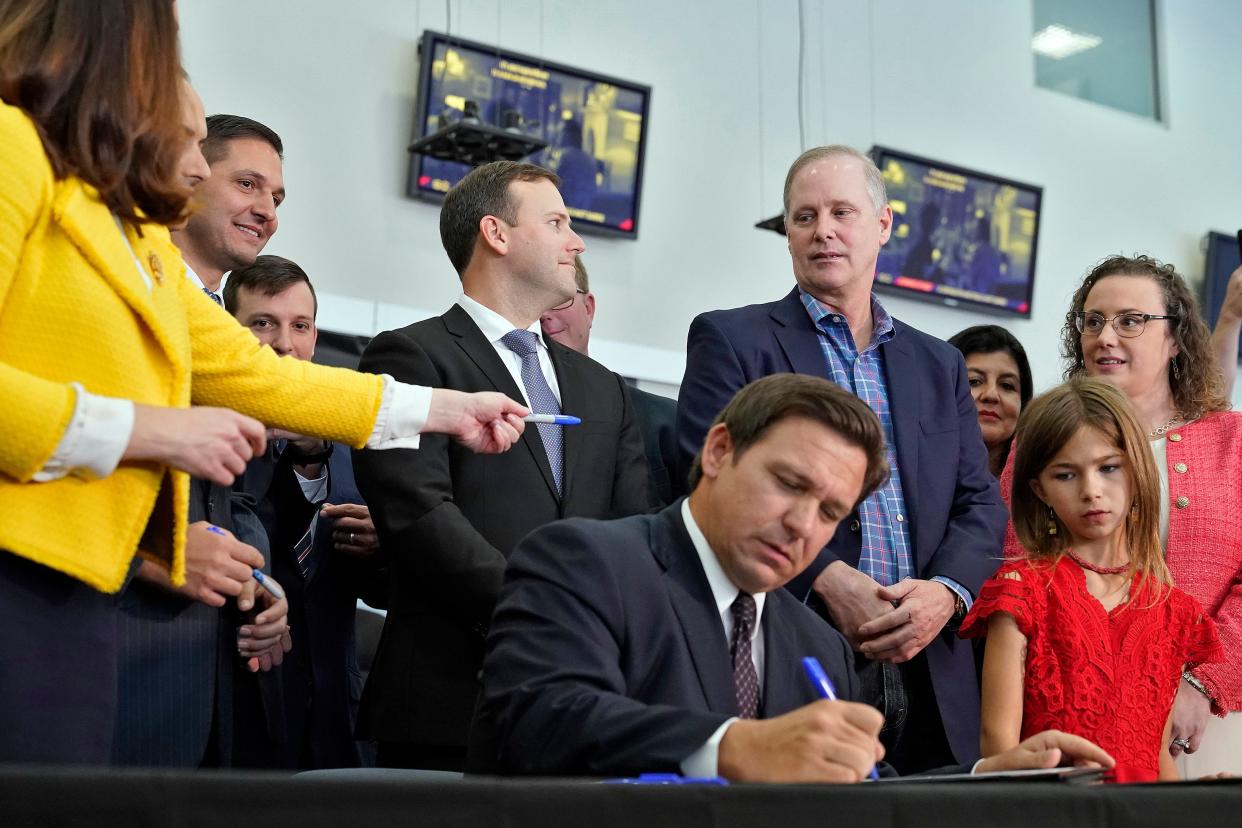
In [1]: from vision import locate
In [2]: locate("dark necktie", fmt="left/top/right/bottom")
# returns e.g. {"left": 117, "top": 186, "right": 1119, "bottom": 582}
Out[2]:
{"left": 500, "top": 329, "right": 563, "bottom": 495}
{"left": 731, "top": 592, "right": 760, "bottom": 719}
{"left": 203, "top": 287, "right": 223, "bottom": 306}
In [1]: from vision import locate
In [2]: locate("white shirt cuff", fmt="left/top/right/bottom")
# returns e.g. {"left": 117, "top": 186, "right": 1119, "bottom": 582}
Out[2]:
{"left": 293, "top": 466, "right": 329, "bottom": 504}
{"left": 680, "top": 718, "right": 736, "bottom": 778}
{"left": 33, "top": 384, "right": 134, "bottom": 482}
{"left": 366, "top": 375, "right": 430, "bottom": 450}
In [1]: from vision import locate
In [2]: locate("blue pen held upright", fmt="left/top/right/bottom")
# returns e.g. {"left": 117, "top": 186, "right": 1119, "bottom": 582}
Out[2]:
{"left": 801, "top": 656, "right": 880, "bottom": 781}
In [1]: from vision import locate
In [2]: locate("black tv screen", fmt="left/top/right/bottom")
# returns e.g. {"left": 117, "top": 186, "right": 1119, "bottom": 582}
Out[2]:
{"left": 871, "top": 147, "right": 1042, "bottom": 318}
{"left": 1202, "top": 230, "right": 1241, "bottom": 361}
{"left": 407, "top": 30, "right": 651, "bottom": 239}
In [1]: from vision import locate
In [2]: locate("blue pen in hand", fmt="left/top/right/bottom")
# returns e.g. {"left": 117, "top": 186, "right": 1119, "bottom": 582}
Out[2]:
{"left": 801, "top": 656, "right": 880, "bottom": 781}
{"left": 523, "top": 414, "right": 581, "bottom": 425}
{"left": 205, "top": 524, "right": 284, "bottom": 600}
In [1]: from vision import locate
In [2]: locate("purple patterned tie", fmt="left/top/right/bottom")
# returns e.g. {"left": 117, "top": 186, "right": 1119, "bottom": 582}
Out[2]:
{"left": 731, "top": 592, "right": 760, "bottom": 719}
{"left": 500, "top": 329, "right": 563, "bottom": 496}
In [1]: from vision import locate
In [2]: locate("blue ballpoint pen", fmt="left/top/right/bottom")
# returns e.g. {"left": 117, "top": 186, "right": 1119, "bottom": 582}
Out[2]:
{"left": 523, "top": 414, "right": 581, "bottom": 425}
{"left": 801, "top": 656, "right": 880, "bottom": 781}
{"left": 205, "top": 524, "right": 285, "bottom": 600}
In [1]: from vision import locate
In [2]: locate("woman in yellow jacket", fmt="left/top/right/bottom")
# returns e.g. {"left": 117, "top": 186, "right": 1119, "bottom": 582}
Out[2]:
{"left": 0, "top": 0, "right": 526, "bottom": 763}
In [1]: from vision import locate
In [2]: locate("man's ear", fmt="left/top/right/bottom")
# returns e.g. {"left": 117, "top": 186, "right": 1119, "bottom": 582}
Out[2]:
{"left": 478, "top": 215, "right": 509, "bottom": 256}
{"left": 699, "top": 423, "right": 735, "bottom": 481}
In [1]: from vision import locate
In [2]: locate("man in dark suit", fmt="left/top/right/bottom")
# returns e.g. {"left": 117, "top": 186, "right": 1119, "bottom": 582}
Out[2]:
{"left": 112, "top": 99, "right": 290, "bottom": 767}
{"left": 226, "top": 255, "right": 386, "bottom": 769}
{"left": 540, "top": 255, "right": 679, "bottom": 506}
{"left": 353, "top": 160, "right": 652, "bottom": 770}
{"left": 471, "top": 375, "right": 1111, "bottom": 780}
{"left": 675, "top": 146, "right": 1007, "bottom": 774}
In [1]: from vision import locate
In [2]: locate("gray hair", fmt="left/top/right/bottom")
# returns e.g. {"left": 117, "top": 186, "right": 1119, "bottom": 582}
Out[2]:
{"left": 782, "top": 145, "right": 887, "bottom": 215}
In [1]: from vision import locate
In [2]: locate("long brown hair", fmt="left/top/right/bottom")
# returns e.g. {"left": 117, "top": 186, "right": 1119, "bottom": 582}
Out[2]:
{"left": 1061, "top": 254, "right": 1230, "bottom": 418}
{"left": 0, "top": 0, "right": 190, "bottom": 225}
{"left": 1011, "top": 378, "right": 1170, "bottom": 588}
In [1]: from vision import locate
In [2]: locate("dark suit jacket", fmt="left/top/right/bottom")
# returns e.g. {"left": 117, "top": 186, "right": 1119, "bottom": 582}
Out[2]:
{"left": 466, "top": 501, "right": 860, "bottom": 776}
{"left": 352, "top": 303, "right": 652, "bottom": 748}
{"left": 248, "top": 444, "right": 382, "bottom": 769}
{"left": 113, "top": 479, "right": 269, "bottom": 767}
{"left": 674, "top": 288, "right": 1006, "bottom": 763}
{"left": 629, "top": 385, "right": 678, "bottom": 507}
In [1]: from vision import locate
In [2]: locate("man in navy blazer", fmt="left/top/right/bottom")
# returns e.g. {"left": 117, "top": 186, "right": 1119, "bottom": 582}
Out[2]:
{"left": 470, "top": 376, "right": 1111, "bottom": 780}
{"left": 226, "top": 255, "right": 387, "bottom": 769}
{"left": 675, "top": 146, "right": 1007, "bottom": 773}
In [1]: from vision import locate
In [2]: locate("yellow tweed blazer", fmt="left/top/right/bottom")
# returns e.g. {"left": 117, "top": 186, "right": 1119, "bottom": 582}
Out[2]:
{"left": 0, "top": 102, "right": 384, "bottom": 592}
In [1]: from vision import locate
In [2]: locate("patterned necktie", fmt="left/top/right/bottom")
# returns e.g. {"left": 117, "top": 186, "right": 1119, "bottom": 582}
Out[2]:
{"left": 499, "top": 329, "right": 563, "bottom": 496}
{"left": 203, "top": 287, "right": 223, "bottom": 306}
{"left": 731, "top": 592, "right": 760, "bottom": 719}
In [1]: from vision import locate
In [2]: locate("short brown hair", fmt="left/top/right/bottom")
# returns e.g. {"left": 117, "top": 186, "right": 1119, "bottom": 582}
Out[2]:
{"left": 439, "top": 161, "right": 560, "bottom": 277}
{"left": 202, "top": 114, "right": 284, "bottom": 166}
{"left": 223, "top": 254, "right": 317, "bottom": 319}
{"left": 1011, "top": 377, "right": 1169, "bottom": 588}
{"left": 0, "top": 0, "right": 190, "bottom": 226}
{"left": 572, "top": 255, "right": 589, "bottom": 293}
{"left": 687, "top": 374, "right": 889, "bottom": 505}
{"left": 1062, "top": 254, "right": 1229, "bottom": 418}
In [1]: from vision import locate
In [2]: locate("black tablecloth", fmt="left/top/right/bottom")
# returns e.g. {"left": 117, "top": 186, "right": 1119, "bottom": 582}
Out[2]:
{"left": 1, "top": 768, "right": 1238, "bottom": 827}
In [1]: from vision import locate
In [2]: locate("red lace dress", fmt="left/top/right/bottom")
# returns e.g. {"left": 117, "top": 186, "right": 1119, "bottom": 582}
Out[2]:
{"left": 960, "top": 558, "right": 1223, "bottom": 782}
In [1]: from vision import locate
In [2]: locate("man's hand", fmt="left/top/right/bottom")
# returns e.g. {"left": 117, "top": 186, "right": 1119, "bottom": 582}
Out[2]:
{"left": 1169, "top": 680, "right": 1212, "bottom": 757}
{"left": 975, "top": 730, "right": 1115, "bottom": 773}
{"left": 269, "top": 428, "right": 329, "bottom": 457}
{"left": 812, "top": 562, "right": 893, "bottom": 652}
{"left": 173, "top": 522, "right": 266, "bottom": 607}
{"left": 424, "top": 389, "right": 527, "bottom": 454}
{"left": 717, "top": 699, "right": 885, "bottom": 783}
{"left": 1219, "top": 265, "right": 1242, "bottom": 326}
{"left": 323, "top": 502, "right": 380, "bottom": 557}
{"left": 856, "top": 579, "right": 956, "bottom": 663}
{"left": 126, "top": 405, "right": 267, "bottom": 486}
{"left": 237, "top": 575, "right": 292, "bottom": 673}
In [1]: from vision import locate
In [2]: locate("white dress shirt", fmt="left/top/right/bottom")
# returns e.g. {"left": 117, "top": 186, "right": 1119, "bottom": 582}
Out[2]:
{"left": 455, "top": 294, "right": 562, "bottom": 406}
{"left": 678, "top": 498, "right": 766, "bottom": 778}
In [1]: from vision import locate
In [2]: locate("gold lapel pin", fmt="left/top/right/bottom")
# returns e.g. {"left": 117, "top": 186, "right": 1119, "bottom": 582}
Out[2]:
{"left": 147, "top": 252, "right": 165, "bottom": 284}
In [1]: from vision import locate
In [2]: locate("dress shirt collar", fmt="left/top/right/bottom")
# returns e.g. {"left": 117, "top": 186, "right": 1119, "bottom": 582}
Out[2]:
{"left": 680, "top": 499, "right": 767, "bottom": 629}
{"left": 798, "top": 288, "right": 895, "bottom": 351}
{"left": 456, "top": 293, "right": 546, "bottom": 350}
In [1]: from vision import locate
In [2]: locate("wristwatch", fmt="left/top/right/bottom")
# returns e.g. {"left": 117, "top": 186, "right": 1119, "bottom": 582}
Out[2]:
{"left": 951, "top": 592, "right": 968, "bottom": 624}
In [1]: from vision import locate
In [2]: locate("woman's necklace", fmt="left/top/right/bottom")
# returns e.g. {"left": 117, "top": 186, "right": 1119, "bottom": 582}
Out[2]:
{"left": 1149, "top": 413, "right": 1183, "bottom": 438}
{"left": 1066, "top": 549, "right": 1130, "bottom": 576}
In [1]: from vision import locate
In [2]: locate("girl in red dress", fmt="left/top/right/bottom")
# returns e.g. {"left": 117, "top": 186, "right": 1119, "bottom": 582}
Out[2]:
{"left": 961, "top": 378, "right": 1221, "bottom": 782}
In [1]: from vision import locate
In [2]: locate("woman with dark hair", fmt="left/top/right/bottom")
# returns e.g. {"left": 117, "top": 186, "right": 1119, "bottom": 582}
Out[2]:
{"left": 0, "top": 0, "right": 524, "bottom": 763}
{"left": 948, "top": 325, "right": 1033, "bottom": 477}
{"left": 1000, "top": 254, "right": 1242, "bottom": 776}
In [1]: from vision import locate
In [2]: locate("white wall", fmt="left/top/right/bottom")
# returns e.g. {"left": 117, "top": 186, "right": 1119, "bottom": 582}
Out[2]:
{"left": 180, "top": 0, "right": 1242, "bottom": 404}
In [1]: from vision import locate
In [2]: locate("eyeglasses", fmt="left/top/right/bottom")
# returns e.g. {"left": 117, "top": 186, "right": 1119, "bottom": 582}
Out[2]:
{"left": 549, "top": 289, "right": 587, "bottom": 312}
{"left": 1071, "top": 311, "right": 1178, "bottom": 338}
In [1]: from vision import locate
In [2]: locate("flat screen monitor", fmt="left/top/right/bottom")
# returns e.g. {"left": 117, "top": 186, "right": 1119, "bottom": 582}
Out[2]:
{"left": 407, "top": 30, "right": 652, "bottom": 240}
{"left": 1202, "top": 230, "right": 1242, "bottom": 361}
{"left": 871, "top": 146, "right": 1042, "bottom": 318}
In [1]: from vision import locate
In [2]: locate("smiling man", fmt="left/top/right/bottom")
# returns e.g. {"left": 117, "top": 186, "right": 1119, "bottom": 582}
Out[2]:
{"left": 675, "top": 145, "right": 1007, "bottom": 774}
{"left": 172, "top": 114, "right": 285, "bottom": 295}
{"left": 352, "top": 160, "right": 652, "bottom": 770}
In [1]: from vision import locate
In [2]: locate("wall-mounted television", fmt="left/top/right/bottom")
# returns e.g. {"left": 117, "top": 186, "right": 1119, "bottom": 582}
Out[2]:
{"left": 407, "top": 30, "right": 652, "bottom": 240}
{"left": 871, "top": 146, "right": 1042, "bottom": 318}
{"left": 1202, "top": 230, "right": 1241, "bottom": 362}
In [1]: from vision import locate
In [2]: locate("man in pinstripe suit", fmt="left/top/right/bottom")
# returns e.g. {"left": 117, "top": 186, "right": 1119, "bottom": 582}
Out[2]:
{"left": 110, "top": 96, "right": 291, "bottom": 767}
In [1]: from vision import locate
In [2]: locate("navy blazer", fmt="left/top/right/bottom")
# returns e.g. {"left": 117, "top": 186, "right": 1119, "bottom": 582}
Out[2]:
{"left": 467, "top": 502, "right": 860, "bottom": 776}
{"left": 674, "top": 288, "right": 1006, "bottom": 763}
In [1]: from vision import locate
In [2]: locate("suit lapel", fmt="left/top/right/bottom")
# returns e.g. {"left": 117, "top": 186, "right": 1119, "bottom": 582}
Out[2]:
{"left": 880, "top": 322, "right": 921, "bottom": 558}
{"left": 652, "top": 505, "right": 738, "bottom": 716}
{"left": 759, "top": 593, "right": 806, "bottom": 716}
{"left": 770, "top": 288, "right": 831, "bottom": 379}
{"left": 51, "top": 181, "right": 180, "bottom": 366}
{"left": 443, "top": 305, "right": 559, "bottom": 501}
